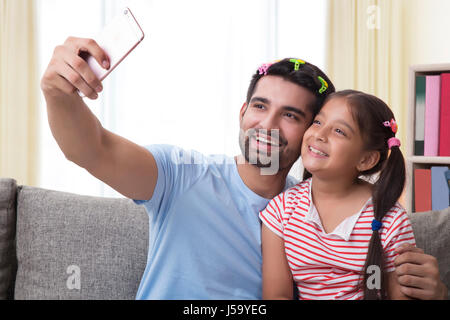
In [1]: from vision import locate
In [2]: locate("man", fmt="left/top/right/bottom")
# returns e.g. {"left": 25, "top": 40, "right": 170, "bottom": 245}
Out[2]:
{"left": 41, "top": 37, "right": 447, "bottom": 299}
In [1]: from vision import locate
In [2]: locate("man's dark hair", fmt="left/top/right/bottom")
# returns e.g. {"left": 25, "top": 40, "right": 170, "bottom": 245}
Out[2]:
{"left": 246, "top": 58, "right": 336, "bottom": 117}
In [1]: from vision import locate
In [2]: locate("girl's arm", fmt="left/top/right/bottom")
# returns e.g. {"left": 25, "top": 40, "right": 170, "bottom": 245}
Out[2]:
{"left": 261, "top": 224, "right": 294, "bottom": 300}
{"left": 387, "top": 271, "right": 413, "bottom": 300}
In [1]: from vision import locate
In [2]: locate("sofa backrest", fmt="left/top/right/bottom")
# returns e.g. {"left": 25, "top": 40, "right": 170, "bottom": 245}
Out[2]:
{"left": 1, "top": 178, "right": 449, "bottom": 299}
{"left": 14, "top": 184, "right": 149, "bottom": 300}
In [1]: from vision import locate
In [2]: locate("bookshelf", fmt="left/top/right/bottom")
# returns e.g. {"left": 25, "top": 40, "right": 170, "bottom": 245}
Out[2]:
{"left": 406, "top": 63, "right": 450, "bottom": 213}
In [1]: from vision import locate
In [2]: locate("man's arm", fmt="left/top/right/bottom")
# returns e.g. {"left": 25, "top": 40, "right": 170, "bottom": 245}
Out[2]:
{"left": 41, "top": 36, "right": 158, "bottom": 201}
{"left": 394, "top": 244, "right": 448, "bottom": 300}
{"left": 261, "top": 224, "right": 293, "bottom": 300}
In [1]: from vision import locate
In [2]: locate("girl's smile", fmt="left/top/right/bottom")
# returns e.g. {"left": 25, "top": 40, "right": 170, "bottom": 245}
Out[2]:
{"left": 306, "top": 145, "right": 329, "bottom": 158}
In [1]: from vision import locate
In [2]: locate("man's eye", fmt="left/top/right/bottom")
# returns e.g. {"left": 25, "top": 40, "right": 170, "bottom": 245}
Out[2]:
{"left": 285, "top": 113, "right": 298, "bottom": 120}
{"left": 254, "top": 104, "right": 265, "bottom": 109}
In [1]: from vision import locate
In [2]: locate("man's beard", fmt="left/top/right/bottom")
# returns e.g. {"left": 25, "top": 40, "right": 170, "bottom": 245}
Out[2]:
{"left": 238, "top": 128, "right": 286, "bottom": 174}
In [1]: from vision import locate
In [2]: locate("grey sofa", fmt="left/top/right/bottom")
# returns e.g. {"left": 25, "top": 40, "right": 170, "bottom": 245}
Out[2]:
{"left": 0, "top": 178, "right": 449, "bottom": 299}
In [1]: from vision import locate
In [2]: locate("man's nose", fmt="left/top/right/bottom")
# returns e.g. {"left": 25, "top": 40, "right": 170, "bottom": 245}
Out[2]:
{"left": 259, "top": 112, "right": 280, "bottom": 131}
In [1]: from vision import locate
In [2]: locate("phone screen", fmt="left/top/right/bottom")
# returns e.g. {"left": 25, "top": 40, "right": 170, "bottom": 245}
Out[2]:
{"left": 84, "top": 8, "right": 145, "bottom": 81}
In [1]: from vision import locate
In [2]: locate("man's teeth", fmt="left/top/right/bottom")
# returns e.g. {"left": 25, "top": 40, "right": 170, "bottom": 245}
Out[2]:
{"left": 256, "top": 136, "right": 279, "bottom": 146}
{"left": 309, "top": 146, "right": 328, "bottom": 156}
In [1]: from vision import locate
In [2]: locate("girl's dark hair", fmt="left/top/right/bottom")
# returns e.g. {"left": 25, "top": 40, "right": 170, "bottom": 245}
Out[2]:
{"left": 307, "top": 89, "right": 405, "bottom": 299}
{"left": 246, "top": 58, "right": 335, "bottom": 117}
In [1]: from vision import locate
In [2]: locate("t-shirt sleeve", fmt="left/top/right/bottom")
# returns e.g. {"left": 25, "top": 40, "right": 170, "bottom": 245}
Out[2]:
{"left": 259, "top": 192, "right": 286, "bottom": 238}
{"left": 132, "top": 144, "right": 206, "bottom": 219}
{"left": 382, "top": 207, "right": 416, "bottom": 273}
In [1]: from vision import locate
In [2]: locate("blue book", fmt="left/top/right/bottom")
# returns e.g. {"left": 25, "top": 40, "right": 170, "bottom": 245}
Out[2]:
{"left": 431, "top": 166, "right": 449, "bottom": 210}
{"left": 446, "top": 170, "right": 450, "bottom": 195}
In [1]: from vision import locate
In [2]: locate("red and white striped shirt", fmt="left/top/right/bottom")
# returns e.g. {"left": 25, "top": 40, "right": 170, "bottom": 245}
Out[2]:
{"left": 259, "top": 178, "right": 416, "bottom": 300}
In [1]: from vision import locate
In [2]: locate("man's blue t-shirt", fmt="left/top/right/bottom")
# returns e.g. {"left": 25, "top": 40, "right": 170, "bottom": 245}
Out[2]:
{"left": 133, "top": 144, "right": 297, "bottom": 299}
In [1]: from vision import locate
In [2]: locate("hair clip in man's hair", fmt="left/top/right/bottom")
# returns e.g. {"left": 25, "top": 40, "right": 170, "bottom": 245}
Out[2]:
{"left": 318, "top": 76, "right": 328, "bottom": 94}
{"left": 258, "top": 63, "right": 272, "bottom": 76}
{"left": 289, "top": 58, "right": 306, "bottom": 71}
{"left": 383, "top": 119, "right": 398, "bottom": 134}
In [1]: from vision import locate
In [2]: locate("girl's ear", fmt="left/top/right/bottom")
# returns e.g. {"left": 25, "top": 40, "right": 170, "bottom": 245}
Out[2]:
{"left": 356, "top": 150, "right": 380, "bottom": 172}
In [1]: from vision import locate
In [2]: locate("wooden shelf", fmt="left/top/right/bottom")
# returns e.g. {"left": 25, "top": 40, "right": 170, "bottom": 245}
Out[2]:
{"left": 405, "top": 64, "right": 450, "bottom": 214}
{"left": 407, "top": 156, "right": 450, "bottom": 164}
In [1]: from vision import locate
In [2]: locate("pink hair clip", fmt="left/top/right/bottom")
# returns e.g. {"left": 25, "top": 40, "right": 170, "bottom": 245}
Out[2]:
{"left": 258, "top": 63, "right": 272, "bottom": 76}
{"left": 383, "top": 119, "right": 398, "bottom": 134}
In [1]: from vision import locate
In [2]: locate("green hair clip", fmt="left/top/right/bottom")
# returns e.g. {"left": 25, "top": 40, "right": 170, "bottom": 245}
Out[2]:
{"left": 289, "top": 58, "right": 306, "bottom": 71}
{"left": 318, "top": 76, "right": 328, "bottom": 94}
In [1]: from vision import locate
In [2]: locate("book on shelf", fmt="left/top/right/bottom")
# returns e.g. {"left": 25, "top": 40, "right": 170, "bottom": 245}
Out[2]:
{"left": 414, "top": 168, "right": 431, "bottom": 212}
{"left": 415, "top": 75, "right": 425, "bottom": 156}
{"left": 445, "top": 170, "right": 450, "bottom": 194}
{"left": 439, "top": 73, "right": 450, "bottom": 156}
{"left": 424, "top": 75, "right": 440, "bottom": 156}
{"left": 431, "top": 166, "right": 449, "bottom": 210}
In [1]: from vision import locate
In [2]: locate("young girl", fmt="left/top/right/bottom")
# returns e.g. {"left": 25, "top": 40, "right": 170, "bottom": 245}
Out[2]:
{"left": 259, "top": 90, "right": 416, "bottom": 300}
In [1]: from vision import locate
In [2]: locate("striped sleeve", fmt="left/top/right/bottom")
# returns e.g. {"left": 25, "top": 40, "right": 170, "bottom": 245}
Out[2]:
{"left": 259, "top": 192, "right": 286, "bottom": 238}
{"left": 382, "top": 208, "right": 416, "bottom": 272}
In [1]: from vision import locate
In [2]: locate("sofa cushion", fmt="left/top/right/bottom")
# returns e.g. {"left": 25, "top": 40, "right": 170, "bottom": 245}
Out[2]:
{"left": 0, "top": 178, "right": 18, "bottom": 300}
{"left": 410, "top": 207, "right": 450, "bottom": 298}
{"left": 14, "top": 186, "right": 149, "bottom": 299}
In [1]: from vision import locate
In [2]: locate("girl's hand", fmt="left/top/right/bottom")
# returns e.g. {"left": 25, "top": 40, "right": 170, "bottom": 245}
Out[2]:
{"left": 394, "top": 244, "right": 448, "bottom": 300}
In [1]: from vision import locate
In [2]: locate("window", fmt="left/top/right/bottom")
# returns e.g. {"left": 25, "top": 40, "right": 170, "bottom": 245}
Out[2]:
{"left": 37, "top": 0, "right": 327, "bottom": 197}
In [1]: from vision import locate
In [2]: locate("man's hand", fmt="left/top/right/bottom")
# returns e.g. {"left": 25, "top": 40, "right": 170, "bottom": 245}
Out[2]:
{"left": 41, "top": 37, "right": 110, "bottom": 100}
{"left": 394, "top": 243, "right": 448, "bottom": 300}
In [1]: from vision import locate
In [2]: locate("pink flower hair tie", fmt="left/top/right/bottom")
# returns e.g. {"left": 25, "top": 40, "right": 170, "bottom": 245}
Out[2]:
{"left": 258, "top": 63, "right": 272, "bottom": 75}
{"left": 387, "top": 137, "right": 401, "bottom": 149}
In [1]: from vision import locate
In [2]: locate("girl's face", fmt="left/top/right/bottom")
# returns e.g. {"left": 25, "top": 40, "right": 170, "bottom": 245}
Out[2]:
{"left": 301, "top": 97, "right": 374, "bottom": 179}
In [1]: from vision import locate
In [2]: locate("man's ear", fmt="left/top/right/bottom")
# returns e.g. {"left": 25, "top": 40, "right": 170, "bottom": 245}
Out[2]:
{"left": 239, "top": 102, "right": 248, "bottom": 121}
{"left": 356, "top": 150, "right": 380, "bottom": 172}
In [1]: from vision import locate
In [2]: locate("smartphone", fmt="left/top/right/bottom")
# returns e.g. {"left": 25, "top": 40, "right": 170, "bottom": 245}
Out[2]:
{"left": 84, "top": 7, "right": 145, "bottom": 82}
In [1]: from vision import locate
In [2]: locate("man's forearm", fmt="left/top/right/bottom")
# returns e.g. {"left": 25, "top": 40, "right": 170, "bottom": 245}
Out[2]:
{"left": 45, "top": 93, "right": 104, "bottom": 168}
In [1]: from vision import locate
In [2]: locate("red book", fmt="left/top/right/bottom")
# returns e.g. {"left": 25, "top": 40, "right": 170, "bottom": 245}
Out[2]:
{"left": 439, "top": 73, "right": 450, "bottom": 156}
{"left": 414, "top": 169, "right": 432, "bottom": 212}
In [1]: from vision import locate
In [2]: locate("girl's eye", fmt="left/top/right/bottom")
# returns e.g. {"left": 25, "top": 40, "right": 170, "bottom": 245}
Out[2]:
{"left": 335, "top": 128, "right": 346, "bottom": 136}
{"left": 313, "top": 119, "right": 321, "bottom": 125}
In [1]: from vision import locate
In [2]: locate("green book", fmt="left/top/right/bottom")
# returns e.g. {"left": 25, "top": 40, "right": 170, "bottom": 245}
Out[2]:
{"left": 415, "top": 76, "right": 426, "bottom": 155}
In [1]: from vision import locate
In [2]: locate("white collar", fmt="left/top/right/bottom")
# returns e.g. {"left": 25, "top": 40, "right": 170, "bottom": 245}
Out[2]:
{"left": 304, "top": 178, "right": 372, "bottom": 241}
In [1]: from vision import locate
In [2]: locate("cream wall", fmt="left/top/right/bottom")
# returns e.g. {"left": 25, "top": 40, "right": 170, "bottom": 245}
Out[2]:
{"left": 326, "top": 0, "right": 450, "bottom": 154}
{"left": 404, "top": 0, "right": 450, "bottom": 65}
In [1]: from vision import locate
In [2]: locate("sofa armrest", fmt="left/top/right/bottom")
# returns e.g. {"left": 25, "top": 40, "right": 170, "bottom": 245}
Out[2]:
{"left": 0, "top": 178, "right": 18, "bottom": 300}
{"left": 410, "top": 207, "right": 450, "bottom": 299}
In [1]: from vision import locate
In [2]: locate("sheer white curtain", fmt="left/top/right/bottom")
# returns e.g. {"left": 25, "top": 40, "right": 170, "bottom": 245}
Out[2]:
{"left": 37, "top": 0, "right": 327, "bottom": 197}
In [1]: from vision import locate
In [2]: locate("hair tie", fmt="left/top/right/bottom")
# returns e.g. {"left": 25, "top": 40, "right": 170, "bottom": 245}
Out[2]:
{"left": 371, "top": 219, "right": 382, "bottom": 231}
{"left": 387, "top": 137, "right": 401, "bottom": 149}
